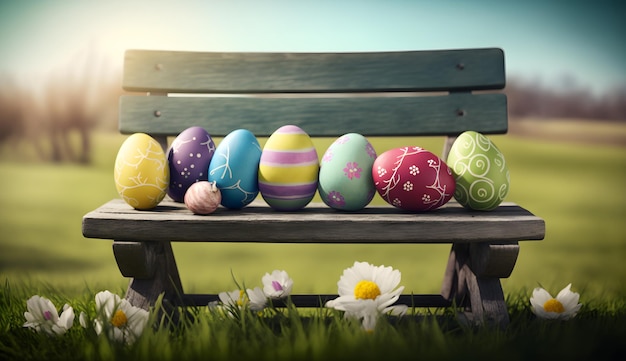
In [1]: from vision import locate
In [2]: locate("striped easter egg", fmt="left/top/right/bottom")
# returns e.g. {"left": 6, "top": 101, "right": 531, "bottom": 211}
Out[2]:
{"left": 258, "top": 125, "right": 319, "bottom": 211}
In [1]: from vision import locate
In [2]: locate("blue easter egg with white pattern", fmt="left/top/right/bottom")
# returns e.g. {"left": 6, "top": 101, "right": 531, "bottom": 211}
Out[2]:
{"left": 208, "top": 129, "right": 262, "bottom": 209}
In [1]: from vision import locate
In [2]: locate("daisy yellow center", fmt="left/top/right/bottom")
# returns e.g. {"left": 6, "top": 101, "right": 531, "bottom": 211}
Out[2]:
{"left": 111, "top": 309, "right": 128, "bottom": 328}
{"left": 354, "top": 280, "right": 381, "bottom": 300}
{"left": 543, "top": 298, "right": 565, "bottom": 313}
{"left": 237, "top": 290, "right": 245, "bottom": 306}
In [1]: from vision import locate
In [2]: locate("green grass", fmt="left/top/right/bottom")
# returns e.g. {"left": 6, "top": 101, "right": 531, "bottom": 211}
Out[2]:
{"left": 1, "top": 281, "right": 625, "bottom": 360}
{"left": 0, "top": 121, "right": 625, "bottom": 359}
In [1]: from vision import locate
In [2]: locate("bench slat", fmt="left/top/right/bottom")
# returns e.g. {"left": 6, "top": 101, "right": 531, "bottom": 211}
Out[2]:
{"left": 119, "top": 92, "right": 507, "bottom": 137}
{"left": 123, "top": 48, "right": 505, "bottom": 93}
{"left": 82, "top": 199, "right": 545, "bottom": 244}
{"left": 182, "top": 294, "right": 453, "bottom": 308}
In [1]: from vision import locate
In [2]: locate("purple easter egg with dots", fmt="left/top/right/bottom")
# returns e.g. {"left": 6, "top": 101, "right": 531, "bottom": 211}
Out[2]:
{"left": 167, "top": 126, "right": 216, "bottom": 202}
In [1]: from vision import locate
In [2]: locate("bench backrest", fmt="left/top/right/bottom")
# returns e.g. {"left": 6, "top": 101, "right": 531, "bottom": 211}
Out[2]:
{"left": 120, "top": 48, "right": 507, "bottom": 156}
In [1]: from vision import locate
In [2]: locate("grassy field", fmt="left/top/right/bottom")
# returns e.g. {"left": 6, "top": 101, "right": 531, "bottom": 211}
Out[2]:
{"left": 1, "top": 119, "right": 625, "bottom": 299}
{"left": 1, "top": 119, "right": 625, "bottom": 359}
{"left": 1, "top": 282, "right": 625, "bottom": 361}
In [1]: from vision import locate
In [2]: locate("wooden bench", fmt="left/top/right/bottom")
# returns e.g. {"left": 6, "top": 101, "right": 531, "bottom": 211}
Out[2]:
{"left": 82, "top": 48, "right": 545, "bottom": 328}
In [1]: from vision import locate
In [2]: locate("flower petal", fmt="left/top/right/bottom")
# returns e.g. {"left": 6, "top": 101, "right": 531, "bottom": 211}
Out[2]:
{"left": 556, "top": 284, "right": 580, "bottom": 309}
{"left": 383, "top": 304, "right": 408, "bottom": 317}
{"left": 529, "top": 287, "right": 552, "bottom": 312}
{"left": 58, "top": 305, "right": 75, "bottom": 330}
{"left": 361, "top": 312, "right": 378, "bottom": 332}
{"left": 126, "top": 308, "right": 149, "bottom": 340}
{"left": 372, "top": 265, "right": 401, "bottom": 294}
{"left": 262, "top": 270, "right": 294, "bottom": 298}
{"left": 247, "top": 287, "right": 267, "bottom": 311}
{"left": 95, "top": 290, "right": 119, "bottom": 318}
{"left": 375, "top": 289, "right": 403, "bottom": 310}
{"left": 79, "top": 312, "right": 89, "bottom": 329}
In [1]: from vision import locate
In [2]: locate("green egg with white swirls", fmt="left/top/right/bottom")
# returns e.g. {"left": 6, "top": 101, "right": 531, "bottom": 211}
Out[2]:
{"left": 446, "top": 131, "right": 509, "bottom": 211}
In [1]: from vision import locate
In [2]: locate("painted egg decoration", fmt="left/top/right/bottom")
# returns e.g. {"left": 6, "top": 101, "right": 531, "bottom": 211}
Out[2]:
{"left": 258, "top": 125, "right": 319, "bottom": 211}
{"left": 372, "top": 146, "right": 455, "bottom": 211}
{"left": 318, "top": 133, "right": 377, "bottom": 211}
{"left": 167, "top": 126, "right": 216, "bottom": 202}
{"left": 184, "top": 180, "right": 222, "bottom": 215}
{"left": 114, "top": 133, "right": 169, "bottom": 210}
{"left": 447, "top": 131, "right": 509, "bottom": 211}
{"left": 208, "top": 129, "right": 262, "bottom": 209}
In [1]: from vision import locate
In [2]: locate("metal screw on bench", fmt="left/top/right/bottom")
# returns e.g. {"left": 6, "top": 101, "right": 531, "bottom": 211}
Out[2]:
{"left": 154, "top": 110, "right": 162, "bottom": 117}
{"left": 456, "top": 63, "right": 465, "bottom": 70}
{"left": 155, "top": 63, "right": 163, "bottom": 71}
{"left": 456, "top": 109, "right": 466, "bottom": 117}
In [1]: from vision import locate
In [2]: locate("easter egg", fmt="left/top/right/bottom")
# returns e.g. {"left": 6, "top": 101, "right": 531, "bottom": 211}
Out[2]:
{"left": 208, "top": 129, "right": 262, "bottom": 209}
{"left": 184, "top": 180, "right": 222, "bottom": 215}
{"left": 167, "top": 126, "right": 216, "bottom": 202}
{"left": 258, "top": 125, "right": 319, "bottom": 211}
{"left": 114, "top": 133, "right": 169, "bottom": 210}
{"left": 372, "top": 146, "right": 455, "bottom": 211}
{"left": 447, "top": 131, "right": 509, "bottom": 211}
{"left": 318, "top": 133, "right": 377, "bottom": 211}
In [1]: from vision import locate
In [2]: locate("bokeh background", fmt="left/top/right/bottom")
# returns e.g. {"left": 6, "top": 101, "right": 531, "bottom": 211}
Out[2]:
{"left": 1, "top": 0, "right": 624, "bottom": 299}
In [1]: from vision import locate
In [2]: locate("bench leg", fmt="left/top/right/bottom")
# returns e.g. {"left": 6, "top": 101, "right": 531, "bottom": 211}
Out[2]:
{"left": 441, "top": 242, "right": 518, "bottom": 329}
{"left": 113, "top": 241, "right": 184, "bottom": 311}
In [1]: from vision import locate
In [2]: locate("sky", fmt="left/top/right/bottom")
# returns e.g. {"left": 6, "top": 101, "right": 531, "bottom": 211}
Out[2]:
{"left": 0, "top": 0, "right": 624, "bottom": 96}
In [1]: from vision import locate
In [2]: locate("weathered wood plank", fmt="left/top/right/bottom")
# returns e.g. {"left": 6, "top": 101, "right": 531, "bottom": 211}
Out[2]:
{"left": 123, "top": 48, "right": 505, "bottom": 93}
{"left": 82, "top": 199, "right": 546, "bottom": 243}
{"left": 465, "top": 274, "right": 510, "bottom": 328}
{"left": 123, "top": 241, "right": 184, "bottom": 310}
{"left": 119, "top": 92, "right": 508, "bottom": 137}
{"left": 112, "top": 241, "right": 156, "bottom": 278}
{"left": 469, "top": 242, "right": 520, "bottom": 278}
{"left": 440, "top": 243, "right": 510, "bottom": 328}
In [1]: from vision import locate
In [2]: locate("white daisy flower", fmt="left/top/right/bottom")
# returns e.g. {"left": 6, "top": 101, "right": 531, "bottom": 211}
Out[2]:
{"left": 92, "top": 290, "right": 149, "bottom": 344}
{"left": 218, "top": 289, "right": 247, "bottom": 309}
{"left": 217, "top": 287, "right": 268, "bottom": 313}
{"left": 207, "top": 291, "right": 237, "bottom": 316}
{"left": 247, "top": 286, "right": 268, "bottom": 311}
{"left": 326, "top": 261, "right": 408, "bottom": 331}
{"left": 262, "top": 270, "right": 293, "bottom": 299}
{"left": 23, "top": 295, "right": 74, "bottom": 336}
{"left": 530, "top": 283, "right": 582, "bottom": 320}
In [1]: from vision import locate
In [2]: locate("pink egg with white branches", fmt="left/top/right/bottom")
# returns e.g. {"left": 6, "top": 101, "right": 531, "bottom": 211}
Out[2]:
{"left": 372, "top": 146, "right": 455, "bottom": 212}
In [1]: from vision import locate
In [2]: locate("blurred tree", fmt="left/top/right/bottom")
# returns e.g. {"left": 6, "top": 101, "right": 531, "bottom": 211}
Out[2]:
{"left": 506, "top": 77, "right": 626, "bottom": 122}
{"left": 41, "top": 71, "right": 97, "bottom": 163}
{"left": 0, "top": 77, "right": 26, "bottom": 144}
{"left": 0, "top": 48, "right": 123, "bottom": 163}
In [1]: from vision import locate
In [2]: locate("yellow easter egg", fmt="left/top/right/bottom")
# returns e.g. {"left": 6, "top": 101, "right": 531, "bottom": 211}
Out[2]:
{"left": 114, "top": 133, "right": 169, "bottom": 210}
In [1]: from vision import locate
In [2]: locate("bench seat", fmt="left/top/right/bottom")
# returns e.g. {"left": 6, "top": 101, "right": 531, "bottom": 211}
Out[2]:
{"left": 83, "top": 199, "right": 544, "bottom": 243}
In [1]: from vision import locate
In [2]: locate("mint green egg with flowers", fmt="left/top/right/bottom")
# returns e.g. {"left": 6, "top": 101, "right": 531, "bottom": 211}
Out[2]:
{"left": 318, "top": 133, "right": 377, "bottom": 211}
{"left": 446, "top": 131, "right": 509, "bottom": 211}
